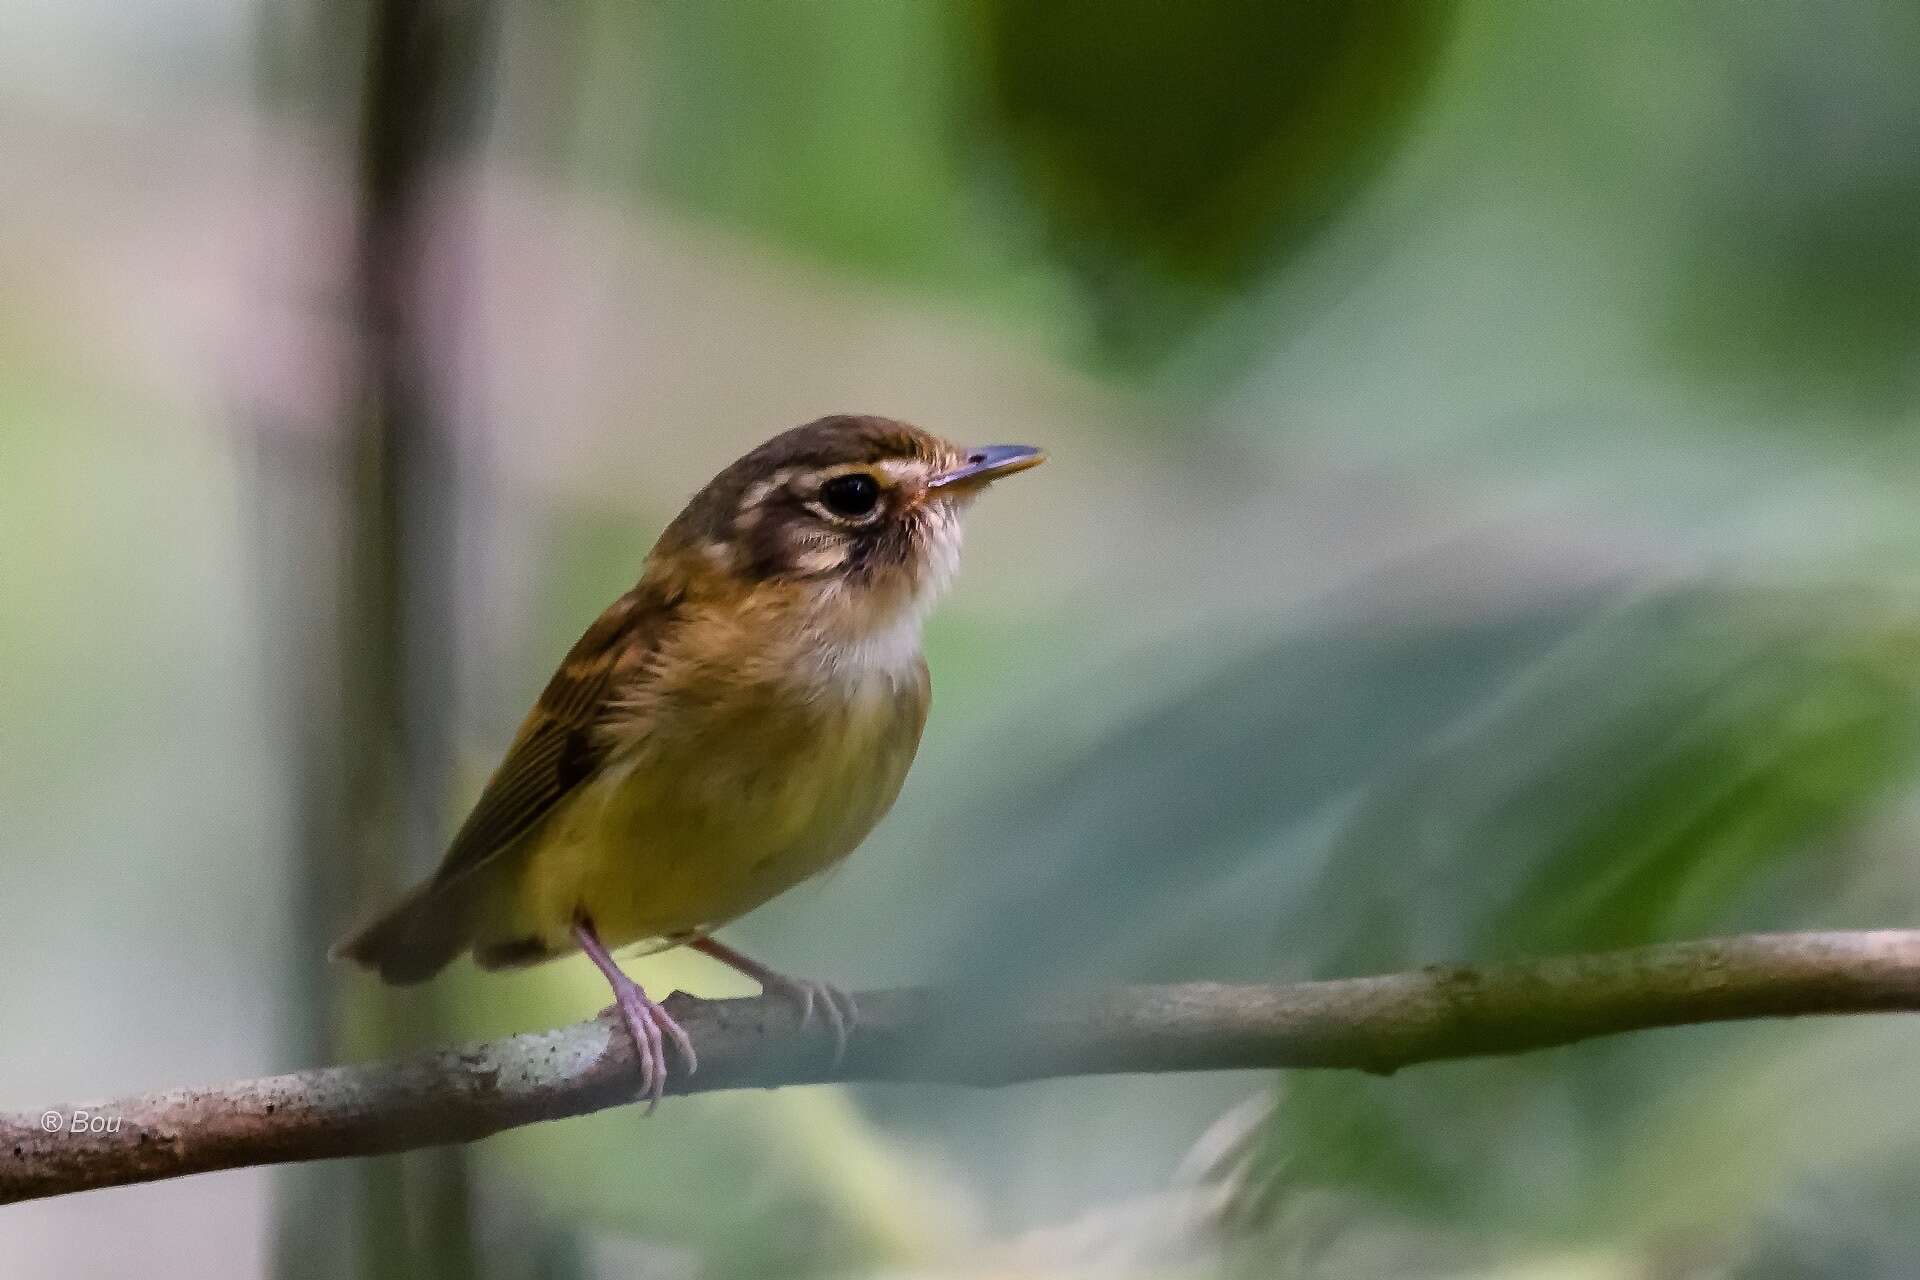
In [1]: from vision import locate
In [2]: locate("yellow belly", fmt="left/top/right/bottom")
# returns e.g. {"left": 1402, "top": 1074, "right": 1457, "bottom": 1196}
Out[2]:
{"left": 483, "top": 669, "right": 926, "bottom": 955}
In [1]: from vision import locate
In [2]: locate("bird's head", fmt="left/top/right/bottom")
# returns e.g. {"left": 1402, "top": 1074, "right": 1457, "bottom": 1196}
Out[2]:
{"left": 650, "top": 415, "right": 1045, "bottom": 658}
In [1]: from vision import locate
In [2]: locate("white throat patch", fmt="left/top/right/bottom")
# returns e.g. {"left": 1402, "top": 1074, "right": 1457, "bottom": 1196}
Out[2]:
{"left": 810, "top": 507, "right": 962, "bottom": 687}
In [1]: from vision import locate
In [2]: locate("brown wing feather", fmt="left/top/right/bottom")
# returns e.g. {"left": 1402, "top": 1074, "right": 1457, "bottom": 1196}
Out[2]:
{"left": 430, "top": 582, "right": 673, "bottom": 888}
{"left": 330, "top": 580, "right": 676, "bottom": 983}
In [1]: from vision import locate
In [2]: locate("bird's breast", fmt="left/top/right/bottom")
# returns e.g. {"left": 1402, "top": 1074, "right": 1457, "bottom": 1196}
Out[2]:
{"left": 514, "top": 652, "right": 930, "bottom": 951}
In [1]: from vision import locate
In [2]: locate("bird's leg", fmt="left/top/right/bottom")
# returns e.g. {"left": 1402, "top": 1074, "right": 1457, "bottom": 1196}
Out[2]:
{"left": 573, "top": 919, "right": 696, "bottom": 1111}
{"left": 690, "top": 936, "right": 856, "bottom": 1065}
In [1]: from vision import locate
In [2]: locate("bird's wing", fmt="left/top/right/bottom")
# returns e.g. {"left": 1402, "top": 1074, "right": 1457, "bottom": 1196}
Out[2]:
{"left": 429, "top": 582, "right": 675, "bottom": 889}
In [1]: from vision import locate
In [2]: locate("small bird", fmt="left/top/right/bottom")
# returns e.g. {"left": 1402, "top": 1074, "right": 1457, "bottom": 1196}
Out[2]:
{"left": 334, "top": 415, "right": 1044, "bottom": 1104}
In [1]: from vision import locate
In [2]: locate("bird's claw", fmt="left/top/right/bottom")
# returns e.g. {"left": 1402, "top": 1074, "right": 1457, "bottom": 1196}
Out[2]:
{"left": 768, "top": 976, "right": 857, "bottom": 1067}
{"left": 601, "top": 989, "right": 696, "bottom": 1113}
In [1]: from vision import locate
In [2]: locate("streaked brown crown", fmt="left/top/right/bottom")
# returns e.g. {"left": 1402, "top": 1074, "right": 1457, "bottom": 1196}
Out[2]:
{"left": 653, "top": 414, "right": 968, "bottom": 588}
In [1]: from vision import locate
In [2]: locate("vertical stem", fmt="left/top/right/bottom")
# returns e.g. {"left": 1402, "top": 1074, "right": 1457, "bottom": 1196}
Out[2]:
{"left": 260, "top": 0, "right": 497, "bottom": 1277}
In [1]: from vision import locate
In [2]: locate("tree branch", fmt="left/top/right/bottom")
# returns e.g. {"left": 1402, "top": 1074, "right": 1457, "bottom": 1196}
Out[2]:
{"left": 8, "top": 930, "right": 1920, "bottom": 1204}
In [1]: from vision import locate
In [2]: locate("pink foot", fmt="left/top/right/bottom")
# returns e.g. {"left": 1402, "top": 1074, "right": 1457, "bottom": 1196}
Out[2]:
{"left": 575, "top": 921, "right": 696, "bottom": 1111}
{"left": 689, "top": 936, "right": 858, "bottom": 1066}
{"left": 762, "top": 974, "right": 857, "bottom": 1067}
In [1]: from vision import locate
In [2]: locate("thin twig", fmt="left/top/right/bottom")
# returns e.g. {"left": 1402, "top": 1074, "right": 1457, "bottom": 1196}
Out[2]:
{"left": 7, "top": 930, "right": 1920, "bottom": 1205}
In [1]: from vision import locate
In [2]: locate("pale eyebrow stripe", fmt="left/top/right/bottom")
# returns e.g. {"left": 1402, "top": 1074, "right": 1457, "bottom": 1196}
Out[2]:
{"left": 739, "top": 467, "right": 799, "bottom": 511}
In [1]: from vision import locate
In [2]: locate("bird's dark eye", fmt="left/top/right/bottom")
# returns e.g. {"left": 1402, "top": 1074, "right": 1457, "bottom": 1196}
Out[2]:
{"left": 820, "top": 473, "right": 881, "bottom": 518}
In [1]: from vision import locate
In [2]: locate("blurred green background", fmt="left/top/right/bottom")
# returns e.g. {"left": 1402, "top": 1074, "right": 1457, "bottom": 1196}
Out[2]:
{"left": 5, "top": 1, "right": 1920, "bottom": 1276}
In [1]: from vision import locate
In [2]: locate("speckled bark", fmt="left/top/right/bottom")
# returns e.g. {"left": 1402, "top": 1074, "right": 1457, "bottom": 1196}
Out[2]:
{"left": 7, "top": 930, "right": 1920, "bottom": 1204}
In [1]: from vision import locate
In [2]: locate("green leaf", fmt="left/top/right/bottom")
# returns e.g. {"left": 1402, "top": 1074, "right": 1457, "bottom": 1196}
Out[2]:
{"left": 961, "top": 0, "right": 1455, "bottom": 361}
{"left": 1240, "top": 586, "right": 1920, "bottom": 1239}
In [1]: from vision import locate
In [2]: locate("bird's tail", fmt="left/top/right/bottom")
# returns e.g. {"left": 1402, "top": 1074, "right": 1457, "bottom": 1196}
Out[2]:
{"left": 329, "top": 877, "right": 477, "bottom": 985}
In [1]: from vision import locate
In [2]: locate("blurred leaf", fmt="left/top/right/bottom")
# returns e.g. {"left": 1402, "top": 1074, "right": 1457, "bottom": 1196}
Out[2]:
{"left": 620, "top": 0, "right": 1453, "bottom": 372}
{"left": 834, "top": 594, "right": 1606, "bottom": 1248}
{"left": 898, "top": 581, "right": 1920, "bottom": 1260}
{"left": 1296, "top": 587, "right": 1920, "bottom": 973}
{"left": 961, "top": 0, "right": 1455, "bottom": 362}
{"left": 921, "top": 598, "right": 1599, "bottom": 992}
{"left": 1235, "top": 585, "right": 1920, "bottom": 1242}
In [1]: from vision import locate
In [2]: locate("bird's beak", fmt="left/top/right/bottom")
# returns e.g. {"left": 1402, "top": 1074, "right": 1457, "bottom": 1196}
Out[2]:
{"left": 928, "top": 444, "right": 1047, "bottom": 493}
